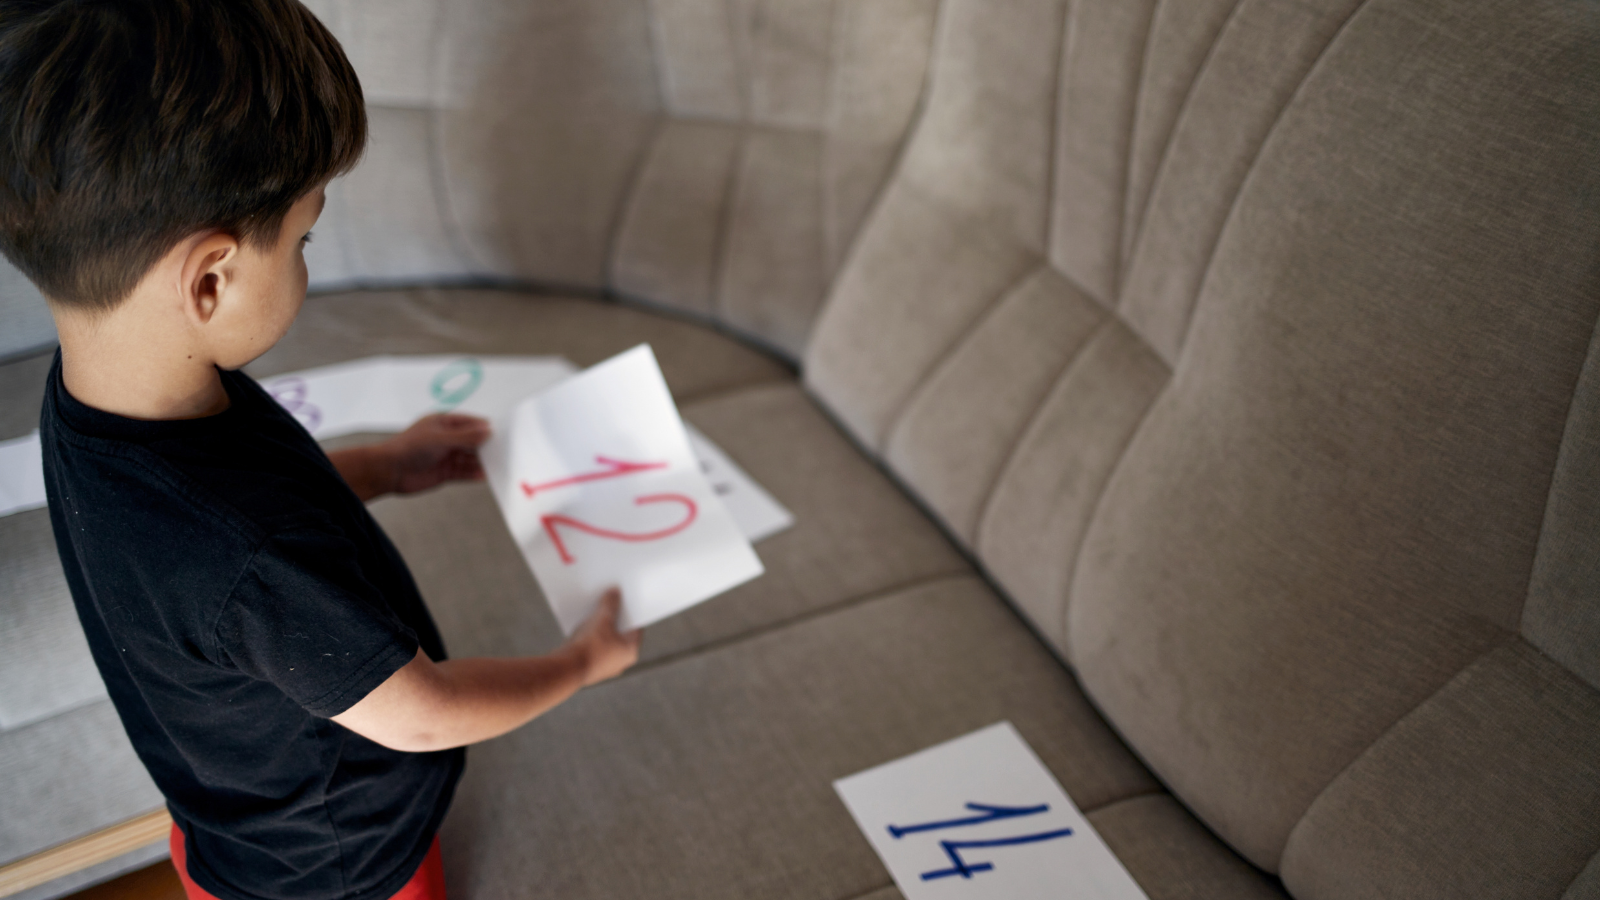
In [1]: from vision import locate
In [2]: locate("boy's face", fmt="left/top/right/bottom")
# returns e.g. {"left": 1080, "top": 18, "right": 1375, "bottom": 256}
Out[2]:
{"left": 210, "top": 186, "right": 325, "bottom": 370}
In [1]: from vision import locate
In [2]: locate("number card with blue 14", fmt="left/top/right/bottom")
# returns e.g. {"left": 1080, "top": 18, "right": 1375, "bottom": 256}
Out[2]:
{"left": 834, "top": 722, "right": 1149, "bottom": 900}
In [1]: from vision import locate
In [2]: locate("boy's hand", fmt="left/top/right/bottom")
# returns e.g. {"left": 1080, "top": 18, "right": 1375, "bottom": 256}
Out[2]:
{"left": 564, "top": 589, "right": 642, "bottom": 686}
{"left": 380, "top": 413, "right": 491, "bottom": 495}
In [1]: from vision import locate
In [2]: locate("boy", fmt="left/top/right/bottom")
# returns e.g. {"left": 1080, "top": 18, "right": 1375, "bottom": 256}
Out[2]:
{"left": 0, "top": 2, "right": 642, "bottom": 899}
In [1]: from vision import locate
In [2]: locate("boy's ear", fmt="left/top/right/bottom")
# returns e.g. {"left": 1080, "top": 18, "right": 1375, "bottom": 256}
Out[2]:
{"left": 179, "top": 232, "right": 241, "bottom": 326}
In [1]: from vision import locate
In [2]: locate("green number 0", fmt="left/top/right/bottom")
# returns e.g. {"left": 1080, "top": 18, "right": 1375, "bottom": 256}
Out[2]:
{"left": 430, "top": 357, "right": 484, "bottom": 409}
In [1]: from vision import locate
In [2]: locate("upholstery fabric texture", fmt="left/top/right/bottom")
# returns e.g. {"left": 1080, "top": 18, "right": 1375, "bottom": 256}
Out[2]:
{"left": 3, "top": 0, "right": 1598, "bottom": 895}
{"left": 291, "top": 0, "right": 942, "bottom": 359}
{"left": 805, "top": 0, "right": 1600, "bottom": 884}
{"left": 438, "top": 579, "right": 1183, "bottom": 900}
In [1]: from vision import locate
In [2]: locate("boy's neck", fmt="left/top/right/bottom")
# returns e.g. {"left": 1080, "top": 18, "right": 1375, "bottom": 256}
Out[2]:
{"left": 55, "top": 299, "right": 231, "bottom": 422}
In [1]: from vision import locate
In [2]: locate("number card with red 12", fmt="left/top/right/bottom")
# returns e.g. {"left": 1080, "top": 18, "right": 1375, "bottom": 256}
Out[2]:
{"left": 479, "top": 344, "right": 764, "bottom": 634}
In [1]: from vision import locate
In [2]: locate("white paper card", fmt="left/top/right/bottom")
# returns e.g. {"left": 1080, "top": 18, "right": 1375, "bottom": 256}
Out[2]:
{"left": 255, "top": 354, "right": 794, "bottom": 544}
{"left": 685, "top": 424, "right": 794, "bottom": 543}
{"left": 479, "top": 345, "right": 765, "bottom": 634}
{"left": 0, "top": 354, "right": 801, "bottom": 548}
{"left": 259, "top": 355, "right": 577, "bottom": 440}
{"left": 834, "top": 722, "right": 1150, "bottom": 900}
{"left": 0, "top": 432, "right": 46, "bottom": 516}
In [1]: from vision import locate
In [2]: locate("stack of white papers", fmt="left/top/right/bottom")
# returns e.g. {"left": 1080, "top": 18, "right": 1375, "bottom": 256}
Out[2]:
{"left": 6, "top": 349, "right": 794, "bottom": 633}
{"left": 259, "top": 347, "right": 787, "bottom": 630}
{"left": 257, "top": 353, "right": 793, "bottom": 544}
{"left": 478, "top": 345, "right": 766, "bottom": 632}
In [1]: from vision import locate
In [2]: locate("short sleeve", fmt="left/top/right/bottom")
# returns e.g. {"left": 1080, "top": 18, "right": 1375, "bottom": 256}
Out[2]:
{"left": 216, "top": 525, "right": 420, "bottom": 717}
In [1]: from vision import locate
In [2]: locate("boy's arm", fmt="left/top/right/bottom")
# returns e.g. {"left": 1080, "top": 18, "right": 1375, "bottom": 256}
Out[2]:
{"left": 328, "top": 413, "right": 491, "bottom": 502}
{"left": 332, "top": 590, "right": 642, "bottom": 752}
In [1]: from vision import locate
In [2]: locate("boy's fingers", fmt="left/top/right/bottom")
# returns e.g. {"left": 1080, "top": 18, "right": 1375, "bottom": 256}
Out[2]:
{"left": 441, "top": 413, "right": 490, "bottom": 431}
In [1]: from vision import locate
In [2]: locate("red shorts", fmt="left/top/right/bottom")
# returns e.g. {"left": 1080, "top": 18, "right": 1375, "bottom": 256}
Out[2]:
{"left": 168, "top": 824, "right": 447, "bottom": 900}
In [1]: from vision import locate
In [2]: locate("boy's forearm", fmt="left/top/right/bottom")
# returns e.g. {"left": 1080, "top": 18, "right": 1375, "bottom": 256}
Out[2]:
{"left": 421, "top": 653, "right": 591, "bottom": 749}
{"left": 332, "top": 592, "right": 638, "bottom": 752}
{"left": 334, "top": 648, "right": 591, "bottom": 753}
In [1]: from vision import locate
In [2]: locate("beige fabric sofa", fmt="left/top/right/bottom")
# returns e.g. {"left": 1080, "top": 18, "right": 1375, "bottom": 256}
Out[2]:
{"left": 2, "top": 0, "right": 1597, "bottom": 898}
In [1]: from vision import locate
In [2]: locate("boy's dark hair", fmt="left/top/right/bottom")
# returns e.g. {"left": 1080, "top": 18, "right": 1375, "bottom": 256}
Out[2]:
{"left": 0, "top": 0, "right": 365, "bottom": 311}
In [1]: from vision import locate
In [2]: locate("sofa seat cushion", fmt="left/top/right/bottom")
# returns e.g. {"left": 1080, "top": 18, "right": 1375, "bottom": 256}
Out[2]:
{"left": 439, "top": 576, "right": 1281, "bottom": 900}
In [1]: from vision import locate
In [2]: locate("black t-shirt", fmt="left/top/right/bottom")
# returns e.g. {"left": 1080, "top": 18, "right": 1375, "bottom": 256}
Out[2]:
{"left": 40, "top": 353, "right": 464, "bottom": 900}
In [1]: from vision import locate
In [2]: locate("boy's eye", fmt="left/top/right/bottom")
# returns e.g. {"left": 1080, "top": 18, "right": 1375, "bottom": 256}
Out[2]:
{"left": 301, "top": 231, "right": 314, "bottom": 245}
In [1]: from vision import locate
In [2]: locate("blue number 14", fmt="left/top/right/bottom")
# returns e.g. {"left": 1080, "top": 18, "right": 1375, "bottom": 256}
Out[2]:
{"left": 886, "top": 802, "right": 1074, "bottom": 881}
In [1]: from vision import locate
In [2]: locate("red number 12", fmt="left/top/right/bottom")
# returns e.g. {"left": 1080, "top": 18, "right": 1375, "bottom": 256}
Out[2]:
{"left": 522, "top": 456, "right": 698, "bottom": 564}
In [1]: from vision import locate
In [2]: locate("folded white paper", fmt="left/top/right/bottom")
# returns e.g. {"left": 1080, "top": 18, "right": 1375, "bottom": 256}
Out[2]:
{"left": 257, "top": 354, "right": 793, "bottom": 544}
{"left": 835, "top": 722, "right": 1149, "bottom": 900}
{"left": 0, "top": 432, "right": 46, "bottom": 517}
{"left": 479, "top": 345, "right": 765, "bottom": 634}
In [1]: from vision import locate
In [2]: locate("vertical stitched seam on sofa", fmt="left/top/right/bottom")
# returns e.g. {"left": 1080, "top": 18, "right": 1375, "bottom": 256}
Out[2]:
{"left": 970, "top": 316, "right": 1117, "bottom": 554}
{"left": 1517, "top": 302, "right": 1600, "bottom": 638}
{"left": 818, "top": 0, "right": 847, "bottom": 285}
{"left": 1118, "top": 0, "right": 1249, "bottom": 284}
{"left": 606, "top": 0, "right": 678, "bottom": 291}
{"left": 1107, "top": 0, "right": 1163, "bottom": 302}
{"left": 709, "top": 128, "right": 752, "bottom": 322}
{"left": 1167, "top": 0, "right": 1377, "bottom": 364}
{"left": 425, "top": 108, "right": 477, "bottom": 276}
{"left": 1053, "top": 327, "right": 1174, "bottom": 648}
{"left": 812, "top": 0, "right": 841, "bottom": 305}
{"left": 880, "top": 263, "right": 1044, "bottom": 460}
{"left": 1274, "top": 635, "right": 1515, "bottom": 875}
{"left": 807, "top": 0, "right": 951, "bottom": 335}
{"left": 872, "top": 0, "right": 1075, "bottom": 450}
{"left": 420, "top": 1, "right": 489, "bottom": 277}
{"left": 876, "top": 250, "right": 1042, "bottom": 453}
{"left": 602, "top": 117, "right": 669, "bottom": 291}
{"left": 1117, "top": 0, "right": 1166, "bottom": 273}
{"left": 728, "top": 0, "right": 752, "bottom": 120}
{"left": 1041, "top": 0, "right": 1071, "bottom": 270}
{"left": 801, "top": 0, "right": 956, "bottom": 377}
{"left": 641, "top": 0, "right": 672, "bottom": 115}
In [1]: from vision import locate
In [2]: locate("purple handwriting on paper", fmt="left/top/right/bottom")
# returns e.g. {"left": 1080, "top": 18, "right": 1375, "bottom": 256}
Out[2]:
{"left": 267, "top": 377, "right": 322, "bottom": 433}
{"left": 886, "top": 802, "right": 1074, "bottom": 881}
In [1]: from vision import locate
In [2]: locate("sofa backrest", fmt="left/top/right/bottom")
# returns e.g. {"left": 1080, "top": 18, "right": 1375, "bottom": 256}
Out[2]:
{"left": 293, "top": 0, "right": 938, "bottom": 359}
{"left": 805, "top": 0, "right": 1600, "bottom": 894}
{"left": 0, "top": 0, "right": 939, "bottom": 361}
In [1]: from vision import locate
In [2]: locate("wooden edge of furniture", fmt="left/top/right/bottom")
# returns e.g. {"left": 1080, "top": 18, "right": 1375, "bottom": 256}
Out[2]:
{"left": 0, "top": 809, "right": 171, "bottom": 898}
